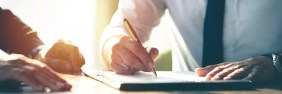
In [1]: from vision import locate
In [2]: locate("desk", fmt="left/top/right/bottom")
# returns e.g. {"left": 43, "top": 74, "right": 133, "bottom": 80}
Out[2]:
{"left": 1, "top": 75, "right": 282, "bottom": 94}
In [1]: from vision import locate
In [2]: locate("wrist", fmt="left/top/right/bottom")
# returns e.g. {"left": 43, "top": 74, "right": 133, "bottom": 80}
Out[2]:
{"left": 102, "top": 35, "right": 125, "bottom": 68}
{"left": 28, "top": 45, "right": 47, "bottom": 62}
{"left": 272, "top": 54, "right": 282, "bottom": 74}
{"left": 263, "top": 53, "right": 282, "bottom": 80}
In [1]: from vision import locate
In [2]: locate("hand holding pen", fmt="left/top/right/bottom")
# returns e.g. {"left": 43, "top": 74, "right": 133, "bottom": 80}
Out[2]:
{"left": 102, "top": 18, "right": 159, "bottom": 75}
{"left": 124, "top": 19, "right": 158, "bottom": 77}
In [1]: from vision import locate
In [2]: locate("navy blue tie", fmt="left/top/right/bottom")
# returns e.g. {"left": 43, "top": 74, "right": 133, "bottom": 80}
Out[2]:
{"left": 202, "top": 0, "right": 226, "bottom": 67}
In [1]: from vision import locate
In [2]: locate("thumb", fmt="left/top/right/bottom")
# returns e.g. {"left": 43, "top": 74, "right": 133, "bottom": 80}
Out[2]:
{"left": 147, "top": 47, "right": 159, "bottom": 60}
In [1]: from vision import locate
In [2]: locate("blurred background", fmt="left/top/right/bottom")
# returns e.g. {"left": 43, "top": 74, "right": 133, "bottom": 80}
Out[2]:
{"left": 0, "top": 0, "right": 173, "bottom": 71}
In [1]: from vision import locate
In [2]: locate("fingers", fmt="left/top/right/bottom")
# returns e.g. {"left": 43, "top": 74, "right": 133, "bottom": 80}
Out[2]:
{"left": 111, "top": 60, "right": 137, "bottom": 75}
{"left": 197, "top": 62, "right": 251, "bottom": 80}
{"left": 10, "top": 66, "right": 66, "bottom": 91}
{"left": 212, "top": 65, "right": 243, "bottom": 80}
{"left": 44, "top": 57, "right": 72, "bottom": 73}
{"left": 198, "top": 56, "right": 276, "bottom": 82}
{"left": 111, "top": 36, "right": 157, "bottom": 73}
{"left": 121, "top": 37, "right": 155, "bottom": 70}
{"left": 110, "top": 54, "right": 128, "bottom": 73}
{"left": 195, "top": 68, "right": 213, "bottom": 77}
{"left": 109, "top": 36, "right": 159, "bottom": 75}
{"left": 69, "top": 46, "right": 84, "bottom": 72}
{"left": 39, "top": 66, "right": 69, "bottom": 84}
{"left": 147, "top": 47, "right": 159, "bottom": 60}
{"left": 11, "top": 67, "right": 45, "bottom": 91}
{"left": 46, "top": 39, "right": 85, "bottom": 73}
{"left": 224, "top": 66, "right": 251, "bottom": 80}
{"left": 35, "top": 69, "right": 71, "bottom": 91}
{"left": 116, "top": 44, "right": 148, "bottom": 71}
{"left": 35, "top": 66, "right": 71, "bottom": 91}
{"left": 6, "top": 56, "right": 72, "bottom": 92}
{"left": 205, "top": 64, "right": 234, "bottom": 80}
{"left": 195, "top": 63, "right": 226, "bottom": 77}
{"left": 111, "top": 46, "right": 143, "bottom": 74}
{"left": 201, "top": 62, "right": 255, "bottom": 81}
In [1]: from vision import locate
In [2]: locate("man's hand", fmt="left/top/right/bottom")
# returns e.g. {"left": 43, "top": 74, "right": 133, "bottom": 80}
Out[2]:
{"left": 102, "top": 36, "right": 159, "bottom": 75}
{"left": 195, "top": 56, "right": 278, "bottom": 82}
{"left": 44, "top": 40, "right": 85, "bottom": 74}
{"left": 0, "top": 54, "right": 71, "bottom": 91}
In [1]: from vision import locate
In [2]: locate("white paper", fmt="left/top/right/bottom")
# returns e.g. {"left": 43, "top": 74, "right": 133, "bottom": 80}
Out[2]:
{"left": 86, "top": 70, "right": 205, "bottom": 84}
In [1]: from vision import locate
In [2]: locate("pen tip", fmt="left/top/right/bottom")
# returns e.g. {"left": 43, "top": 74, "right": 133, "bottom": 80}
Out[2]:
{"left": 152, "top": 69, "right": 157, "bottom": 77}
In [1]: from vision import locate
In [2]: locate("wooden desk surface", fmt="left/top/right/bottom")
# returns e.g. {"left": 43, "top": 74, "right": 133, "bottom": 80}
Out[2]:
{"left": 1, "top": 75, "right": 282, "bottom": 94}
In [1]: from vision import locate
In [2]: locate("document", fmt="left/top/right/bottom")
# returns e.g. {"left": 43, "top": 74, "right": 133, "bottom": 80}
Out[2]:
{"left": 84, "top": 70, "right": 253, "bottom": 91}
{"left": 94, "top": 71, "right": 205, "bottom": 83}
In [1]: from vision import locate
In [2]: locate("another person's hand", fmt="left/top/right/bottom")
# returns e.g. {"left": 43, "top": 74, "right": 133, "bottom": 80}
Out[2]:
{"left": 0, "top": 54, "right": 71, "bottom": 91}
{"left": 102, "top": 36, "right": 159, "bottom": 75}
{"left": 44, "top": 40, "right": 85, "bottom": 74}
{"left": 195, "top": 56, "right": 278, "bottom": 82}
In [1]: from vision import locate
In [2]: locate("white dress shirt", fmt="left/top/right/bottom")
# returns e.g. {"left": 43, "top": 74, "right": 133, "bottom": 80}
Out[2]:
{"left": 100, "top": 0, "right": 282, "bottom": 71}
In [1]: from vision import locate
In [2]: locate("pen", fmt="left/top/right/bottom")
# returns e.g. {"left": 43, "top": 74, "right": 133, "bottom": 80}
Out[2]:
{"left": 123, "top": 18, "right": 157, "bottom": 77}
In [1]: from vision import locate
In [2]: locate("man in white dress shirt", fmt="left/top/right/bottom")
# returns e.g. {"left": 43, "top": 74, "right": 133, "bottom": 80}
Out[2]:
{"left": 100, "top": 0, "right": 282, "bottom": 82}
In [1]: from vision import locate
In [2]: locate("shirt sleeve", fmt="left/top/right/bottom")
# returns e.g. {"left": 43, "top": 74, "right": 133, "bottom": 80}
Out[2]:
{"left": 0, "top": 8, "right": 44, "bottom": 56}
{"left": 99, "top": 0, "right": 167, "bottom": 59}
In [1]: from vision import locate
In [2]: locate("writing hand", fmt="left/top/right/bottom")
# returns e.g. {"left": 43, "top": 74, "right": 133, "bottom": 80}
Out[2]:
{"left": 103, "top": 36, "right": 159, "bottom": 75}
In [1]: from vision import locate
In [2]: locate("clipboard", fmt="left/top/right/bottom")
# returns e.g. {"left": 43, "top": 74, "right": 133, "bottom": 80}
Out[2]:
{"left": 83, "top": 70, "right": 253, "bottom": 91}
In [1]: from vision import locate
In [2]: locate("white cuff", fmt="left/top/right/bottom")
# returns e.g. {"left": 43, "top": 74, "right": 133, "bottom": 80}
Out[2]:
{"left": 28, "top": 45, "right": 46, "bottom": 59}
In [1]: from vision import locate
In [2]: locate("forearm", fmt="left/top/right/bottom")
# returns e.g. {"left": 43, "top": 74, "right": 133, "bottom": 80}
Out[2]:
{"left": 0, "top": 8, "right": 44, "bottom": 56}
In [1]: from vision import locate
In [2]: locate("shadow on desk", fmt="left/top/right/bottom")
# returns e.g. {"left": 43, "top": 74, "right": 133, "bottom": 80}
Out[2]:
{"left": 0, "top": 80, "right": 23, "bottom": 93}
{"left": 0, "top": 75, "right": 282, "bottom": 94}
{"left": 255, "top": 81, "right": 282, "bottom": 91}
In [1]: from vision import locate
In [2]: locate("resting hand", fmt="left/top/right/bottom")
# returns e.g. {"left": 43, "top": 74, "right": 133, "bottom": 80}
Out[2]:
{"left": 0, "top": 54, "right": 71, "bottom": 91}
{"left": 43, "top": 40, "right": 85, "bottom": 74}
{"left": 103, "top": 36, "right": 159, "bottom": 75}
{"left": 195, "top": 56, "right": 277, "bottom": 82}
